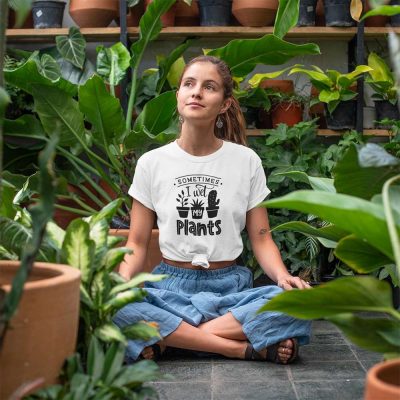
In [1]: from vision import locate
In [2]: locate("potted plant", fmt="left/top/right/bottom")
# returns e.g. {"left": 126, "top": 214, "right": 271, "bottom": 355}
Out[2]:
{"left": 297, "top": 0, "right": 318, "bottom": 26}
{"left": 365, "top": 52, "right": 400, "bottom": 127}
{"left": 31, "top": 0, "right": 66, "bottom": 28}
{"left": 323, "top": 0, "right": 355, "bottom": 26}
{"left": 197, "top": 0, "right": 233, "bottom": 26}
{"left": 258, "top": 143, "right": 400, "bottom": 399}
{"left": 270, "top": 92, "right": 306, "bottom": 127}
{"left": 232, "top": 0, "right": 278, "bottom": 27}
{"left": 289, "top": 64, "right": 372, "bottom": 130}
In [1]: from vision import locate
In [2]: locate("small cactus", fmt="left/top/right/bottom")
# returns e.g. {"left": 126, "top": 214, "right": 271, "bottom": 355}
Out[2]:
{"left": 207, "top": 190, "right": 220, "bottom": 208}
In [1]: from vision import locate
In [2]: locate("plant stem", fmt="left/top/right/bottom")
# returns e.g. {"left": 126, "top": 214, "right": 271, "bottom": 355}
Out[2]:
{"left": 54, "top": 204, "right": 91, "bottom": 216}
{"left": 126, "top": 65, "right": 139, "bottom": 130}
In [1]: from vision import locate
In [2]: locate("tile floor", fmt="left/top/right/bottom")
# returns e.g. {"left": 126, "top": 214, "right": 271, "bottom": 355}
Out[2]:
{"left": 148, "top": 320, "right": 383, "bottom": 400}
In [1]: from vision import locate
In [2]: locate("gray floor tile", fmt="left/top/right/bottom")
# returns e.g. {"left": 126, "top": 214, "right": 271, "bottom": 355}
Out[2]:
{"left": 290, "top": 360, "right": 366, "bottom": 381}
{"left": 149, "top": 382, "right": 212, "bottom": 400}
{"left": 213, "top": 360, "right": 289, "bottom": 382}
{"left": 359, "top": 358, "right": 383, "bottom": 371}
{"left": 213, "top": 380, "right": 296, "bottom": 400}
{"left": 299, "top": 344, "right": 356, "bottom": 362}
{"left": 311, "top": 320, "right": 340, "bottom": 333}
{"left": 350, "top": 345, "right": 384, "bottom": 362}
{"left": 311, "top": 331, "right": 347, "bottom": 345}
{"left": 154, "top": 362, "right": 212, "bottom": 382}
{"left": 295, "top": 379, "right": 365, "bottom": 400}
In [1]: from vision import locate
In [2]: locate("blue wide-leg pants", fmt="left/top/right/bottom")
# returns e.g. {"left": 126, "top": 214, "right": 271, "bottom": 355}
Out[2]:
{"left": 113, "top": 262, "right": 311, "bottom": 362}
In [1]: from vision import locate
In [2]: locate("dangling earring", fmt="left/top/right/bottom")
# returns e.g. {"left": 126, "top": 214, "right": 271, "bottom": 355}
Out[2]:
{"left": 216, "top": 115, "right": 223, "bottom": 129}
{"left": 179, "top": 115, "right": 184, "bottom": 124}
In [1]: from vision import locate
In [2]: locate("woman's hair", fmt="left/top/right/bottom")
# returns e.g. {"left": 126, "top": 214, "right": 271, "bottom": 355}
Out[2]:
{"left": 178, "top": 55, "right": 247, "bottom": 146}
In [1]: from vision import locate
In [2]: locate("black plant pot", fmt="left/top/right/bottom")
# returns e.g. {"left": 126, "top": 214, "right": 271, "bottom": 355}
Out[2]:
{"left": 390, "top": 0, "right": 400, "bottom": 26}
{"left": 325, "top": 100, "right": 357, "bottom": 130}
{"left": 374, "top": 100, "right": 400, "bottom": 127}
{"left": 324, "top": 0, "right": 355, "bottom": 27}
{"left": 297, "top": 0, "right": 317, "bottom": 26}
{"left": 32, "top": 1, "right": 66, "bottom": 28}
{"left": 198, "top": 0, "right": 232, "bottom": 26}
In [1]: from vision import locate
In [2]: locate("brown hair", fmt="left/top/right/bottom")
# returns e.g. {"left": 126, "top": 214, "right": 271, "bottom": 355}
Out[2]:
{"left": 178, "top": 55, "right": 247, "bottom": 146}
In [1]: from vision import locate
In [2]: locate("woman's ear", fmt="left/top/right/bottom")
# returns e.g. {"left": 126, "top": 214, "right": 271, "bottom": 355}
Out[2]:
{"left": 220, "top": 97, "right": 232, "bottom": 114}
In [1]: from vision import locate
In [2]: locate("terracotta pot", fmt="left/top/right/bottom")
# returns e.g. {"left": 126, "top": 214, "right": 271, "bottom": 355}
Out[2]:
{"left": 315, "top": 0, "right": 325, "bottom": 26}
{"left": 232, "top": 0, "right": 279, "bottom": 27}
{"left": 144, "top": 0, "right": 177, "bottom": 27}
{"left": 123, "top": 1, "right": 145, "bottom": 26}
{"left": 260, "top": 79, "right": 294, "bottom": 94}
{"left": 365, "top": 0, "right": 389, "bottom": 26}
{"left": 0, "top": 261, "right": 81, "bottom": 399}
{"left": 365, "top": 359, "right": 400, "bottom": 400}
{"left": 309, "top": 85, "right": 325, "bottom": 115}
{"left": 271, "top": 101, "right": 303, "bottom": 127}
{"left": 8, "top": 8, "right": 34, "bottom": 28}
{"left": 109, "top": 229, "right": 162, "bottom": 274}
{"left": 175, "top": 0, "right": 199, "bottom": 26}
{"left": 69, "top": 0, "right": 119, "bottom": 28}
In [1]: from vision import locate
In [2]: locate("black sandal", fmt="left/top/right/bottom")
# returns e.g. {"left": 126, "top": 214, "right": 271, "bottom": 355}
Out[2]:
{"left": 140, "top": 343, "right": 164, "bottom": 361}
{"left": 245, "top": 338, "right": 299, "bottom": 364}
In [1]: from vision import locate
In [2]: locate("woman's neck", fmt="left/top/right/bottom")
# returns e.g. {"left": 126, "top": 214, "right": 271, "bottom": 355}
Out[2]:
{"left": 178, "top": 124, "right": 222, "bottom": 156}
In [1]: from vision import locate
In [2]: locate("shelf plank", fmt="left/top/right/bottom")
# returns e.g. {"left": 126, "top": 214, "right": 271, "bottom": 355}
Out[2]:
{"left": 364, "top": 26, "right": 400, "bottom": 38}
{"left": 246, "top": 129, "right": 391, "bottom": 137}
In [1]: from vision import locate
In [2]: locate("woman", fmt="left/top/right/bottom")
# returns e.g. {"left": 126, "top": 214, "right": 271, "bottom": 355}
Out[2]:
{"left": 114, "top": 55, "right": 311, "bottom": 364}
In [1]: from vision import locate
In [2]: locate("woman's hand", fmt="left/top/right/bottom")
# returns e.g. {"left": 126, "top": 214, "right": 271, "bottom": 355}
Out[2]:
{"left": 277, "top": 275, "right": 311, "bottom": 290}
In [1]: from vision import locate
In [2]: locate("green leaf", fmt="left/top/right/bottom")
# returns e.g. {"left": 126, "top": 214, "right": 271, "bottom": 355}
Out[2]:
{"left": 79, "top": 75, "right": 126, "bottom": 146}
{"left": 258, "top": 276, "right": 394, "bottom": 317}
{"left": 113, "top": 360, "right": 162, "bottom": 386}
{"left": 274, "top": 0, "right": 299, "bottom": 39}
{"left": 96, "top": 42, "right": 130, "bottom": 86}
{"left": 335, "top": 235, "right": 394, "bottom": 273}
{"left": 341, "top": 65, "right": 373, "bottom": 83}
{"left": 319, "top": 89, "right": 340, "bottom": 103}
{"left": 0, "top": 86, "right": 11, "bottom": 120}
{"left": 367, "top": 52, "right": 394, "bottom": 85}
{"left": 102, "top": 288, "right": 148, "bottom": 314}
{"left": 361, "top": 5, "right": 400, "bottom": 20}
{"left": 0, "top": 185, "right": 16, "bottom": 219}
{"left": 101, "top": 341, "right": 126, "bottom": 384}
{"left": 103, "top": 247, "right": 133, "bottom": 273}
{"left": 3, "top": 114, "right": 47, "bottom": 143}
{"left": 334, "top": 144, "right": 400, "bottom": 200}
{"left": 289, "top": 67, "right": 331, "bottom": 87}
{"left": 328, "top": 314, "right": 400, "bottom": 355}
{"left": 95, "top": 323, "right": 127, "bottom": 345}
{"left": 9, "top": 0, "right": 33, "bottom": 28}
{"left": 248, "top": 66, "right": 296, "bottom": 88}
{"left": 262, "top": 190, "right": 397, "bottom": 260}
{"left": 278, "top": 171, "right": 335, "bottom": 192}
{"left": 56, "top": 27, "right": 86, "bottom": 69}
{"left": 122, "top": 321, "right": 161, "bottom": 341}
{"left": 89, "top": 219, "right": 109, "bottom": 267}
{"left": 110, "top": 272, "right": 168, "bottom": 296}
{"left": 208, "top": 36, "right": 320, "bottom": 78}
{"left": 36, "top": 54, "right": 61, "bottom": 81}
{"left": 62, "top": 219, "right": 95, "bottom": 284}
{"left": 45, "top": 220, "right": 65, "bottom": 249}
{"left": 32, "top": 84, "right": 86, "bottom": 147}
{"left": 87, "top": 336, "right": 105, "bottom": 381}
{"left": 87, "top": 198, "right": 123, "bottom": 226}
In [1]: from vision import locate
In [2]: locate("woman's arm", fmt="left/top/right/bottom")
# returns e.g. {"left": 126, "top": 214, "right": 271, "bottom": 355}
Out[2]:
{"left": 118, "top": 199, "right": 156, "bottom": 280}
{"left": 246, "top": 207, "right": 310, "bottom": 290}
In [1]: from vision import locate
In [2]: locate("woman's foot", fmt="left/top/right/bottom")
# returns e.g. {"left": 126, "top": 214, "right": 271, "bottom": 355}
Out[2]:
{"left": 141, "top": 342, "right": 167, "bottom": 360}
{"left": 244, "top": 338, "right": 298, "bottom": 364}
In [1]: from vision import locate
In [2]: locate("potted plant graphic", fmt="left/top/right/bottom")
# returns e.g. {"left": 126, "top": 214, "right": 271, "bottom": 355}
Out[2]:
{"left": 206, "top": 190, "right": 220, "bottom": 218}
{"left": 176, "top": 190, "right": 190, "bottom": 218}
{"left": 191, "top": 198, "right": 205, "bottom": 219}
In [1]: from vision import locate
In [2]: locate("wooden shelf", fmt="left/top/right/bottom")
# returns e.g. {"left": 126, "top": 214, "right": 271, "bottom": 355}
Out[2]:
{"left": 364, "top": 26, "right": 400, "bottom": 38}
{"left": 246, "top": 129, "right": 391, "bottom": 137}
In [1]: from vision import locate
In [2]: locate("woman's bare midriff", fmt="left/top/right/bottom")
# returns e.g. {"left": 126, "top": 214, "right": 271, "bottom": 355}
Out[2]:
{"left": 161, "top": 257, "right": 237, "bottom": 270}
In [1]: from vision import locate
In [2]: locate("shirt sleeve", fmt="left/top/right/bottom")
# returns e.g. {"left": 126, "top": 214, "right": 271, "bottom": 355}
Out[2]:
{"left": 247, "top": 163, "right": 271, "bottom": 211}
{"left": 128, "top": 160, "right": 155, "bottom": 211}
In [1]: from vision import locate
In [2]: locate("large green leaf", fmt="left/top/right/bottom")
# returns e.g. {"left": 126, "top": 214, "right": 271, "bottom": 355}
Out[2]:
{"left": 208, "top": 36, "right": 320, "bottom": 78}
{"left": 95, "top": 323, "right": 127, "bottom": 345}
{"left": 56, "top": 27, "right": 86, "bottom": 69}
{"left": 32, "top": 84, "right": 86, "bottom": 147}
{"left": 62, "top": 219, "right": 95, "bottom": 284}
{"left": 89, "top": 219, "right": 109, "bottom": 267}
{"left": 262, "top": 190, "right": 397, "bottom": 260}
{"left": 335, "top": 235, "right": 393, "bottom": 273}
{"left": 96, "top": 42, "right": 130, "bottom": 86}
{"left": 258, "top": 276, "right": 394, "bottom": 317}
{"left": 87, "top": 336, "right": 105, "bottom": 381}
{"left": 87, "top": 198, "right": 123, "bottom": 226}
{"left": 126, "top": 90, "right": 177, "bottom": 149}
{"left": 110, "top": 272, "right": 168, "bottom": 296}
{"left": 113, "top": 360, "right": 162, "bottom": 386}
{"left": 367, "top": 52, "right": 394, "bottom": 84}
{"left": 79, "top": 74, "right": 126, "bottom": 146}
{"left": 289, "top": 66, "right": 332, "bottom": 87}
{"left": 248, "top": 66, "right": 297, "bottom": 88}
{"left": 361, "top": 5, "right": 400, "bottom": 20}
{"left": 102, "top": 288, "right": 147, "bottom": 314}
{"left": 122, "top": 321, "right": 161, "bottom": 341}
{"left": 36, "top": 54, "right": 61, "bottom": 81}
{"left": 103, "top": 247, "right": 133, "bottom": 273}
{"left": 4, "top": 55, "right": 77, "bottom": 96}
{"left": 0, "top": 186, "right": 16, "bottom": 219}
{"left": 278, "top": 171, "right": 335, "bottom": 192}
{"left": 273, "top": 0, "right": 299, "bottom": 39}
{"left": 101, "top": 341, "right": 126, "bottom": 384}
{"left": 0, "top": 86, "right": 10, "bottom": 120}
{"left": 334, "top": 144, "right": 400, "bottom": 200}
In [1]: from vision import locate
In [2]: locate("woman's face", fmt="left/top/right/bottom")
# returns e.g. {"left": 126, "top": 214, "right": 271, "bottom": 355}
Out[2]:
{"left": 176, "top": 62, "right": 231, "bottom": 124}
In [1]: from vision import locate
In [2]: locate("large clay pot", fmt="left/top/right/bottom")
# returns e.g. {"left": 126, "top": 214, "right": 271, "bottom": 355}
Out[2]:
{"left": 271, "top": 101, "right": 303, "bottom": 127}
{"left": 175, "top": 0, "right": 199, "bottom": 26}
{"left": 365, "top": 359, "right": 400, "bottom": 400}
{"left": 123, "top": 1, "right": 145, "bottom": 27}
{"left": 232, "top": 0, "right": 279, "bottom": 27}
{"left": 109, "top": 229, "right": 162, "bottom": 273}
{"left": 260, "top": 79, "right": 294, "bottom": 94}
{"left": 0, "top": 261, "right": 81, "bottom": 399}
{"left": 69, "top": 0, "right": 119, "bottom": 28}
{"left": 8, "top": 8, "right": 34, "bottom": 28}
{"left": 144, "top": 0, "right": 177, "bottom": 27}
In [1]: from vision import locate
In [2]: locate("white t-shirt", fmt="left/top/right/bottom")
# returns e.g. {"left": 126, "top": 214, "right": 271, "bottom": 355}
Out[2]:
{"left": 128, "top": 140, "right": 270, "bottom": 268}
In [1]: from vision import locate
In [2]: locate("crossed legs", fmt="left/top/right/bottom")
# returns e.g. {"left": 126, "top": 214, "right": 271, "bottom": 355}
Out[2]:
{"left": 141, "top": 312, "right": 294, "bottom": 363}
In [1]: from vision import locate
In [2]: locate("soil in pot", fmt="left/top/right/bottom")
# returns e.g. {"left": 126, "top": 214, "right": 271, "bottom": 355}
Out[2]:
{"left": 175, "top": 0, "right": 199, "bottom": 26}
{"left": 365, "top": 359, "right": 400, "bottom": 400}
{"left": 145, "top": 0, "right": 177, "bottom": 26}
{"left": 325, "top": 100, "right": 357, "bottom": 130}
{"left": 32, "top": 1, "right": 66, "bottom": 28}
{"left": 271, "top": 101, "right": 303, "bottom": 127}
{"left": 297, "top": 0, "right": 317, "bottom": 26}
{"left": 374, "top": 100, "right": 400, "bottom": 127}
{"left": 198, "top": 0, "right": 232, "bottom": 26}
{"left": 232, "top": 0, "right": 278, "bottom": 27}
{"left": 69, "top": 0, "right": 119, "bottom": 28}
{"left": 324, "top": 0, "right": 355, "bottom": 27}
